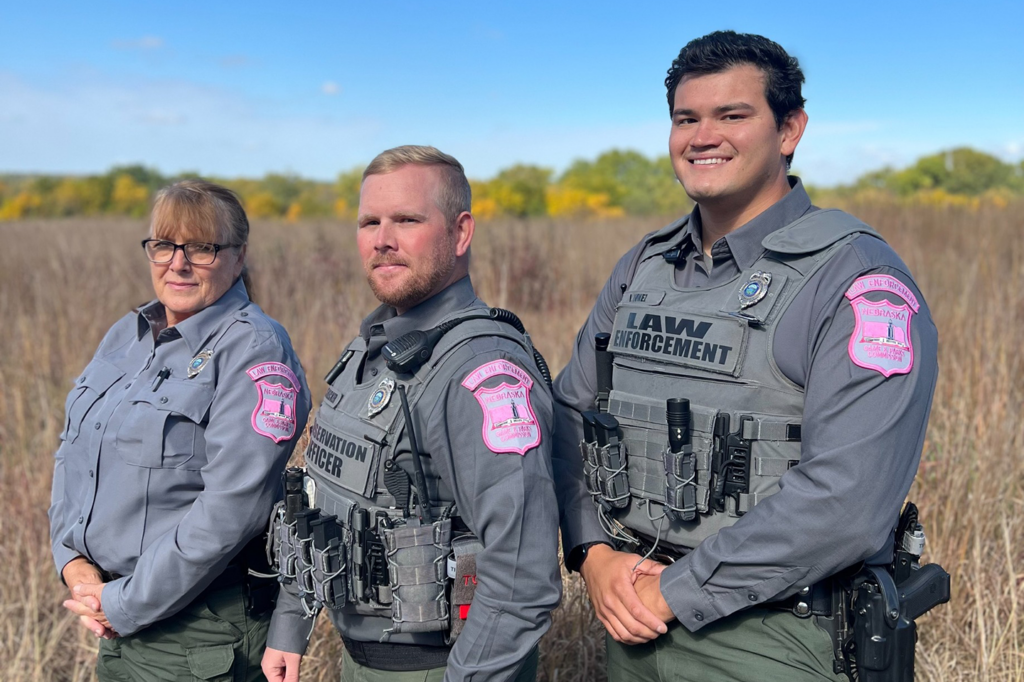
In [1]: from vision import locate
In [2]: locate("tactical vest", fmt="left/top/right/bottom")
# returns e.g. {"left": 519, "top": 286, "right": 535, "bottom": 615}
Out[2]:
{"left": 586, "top": 210, "right": 881, "bottom": 553}
{"left": 270, "top": 308, "right": 538, "bottom": 644}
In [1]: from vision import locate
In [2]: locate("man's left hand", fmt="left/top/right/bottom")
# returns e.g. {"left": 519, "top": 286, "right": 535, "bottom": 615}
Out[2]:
{"left": 64, "top": 582, "right": 118, "bottom": 638}
{"left": 634, "top": 573, "right": 676, "bottom": 624}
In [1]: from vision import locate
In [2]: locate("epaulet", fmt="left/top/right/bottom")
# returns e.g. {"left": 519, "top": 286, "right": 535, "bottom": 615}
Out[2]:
{"left": 231, "top": 306, "right": 277, "bottom": 345}
{"left": 762, "top": 209, "right": 883, "bottom": 255}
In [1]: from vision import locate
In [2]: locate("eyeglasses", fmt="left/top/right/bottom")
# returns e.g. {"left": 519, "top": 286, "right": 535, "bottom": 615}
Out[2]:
{"left": 141, "top": 239, "right": 239, "bottom": 265}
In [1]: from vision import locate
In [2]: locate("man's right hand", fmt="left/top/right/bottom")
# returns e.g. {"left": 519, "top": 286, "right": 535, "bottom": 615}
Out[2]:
{"left": 262, "top": 647, "right": 302, "bottom": 682}
{"left": 579, "top": 544, "right": 668, "bottom": 644}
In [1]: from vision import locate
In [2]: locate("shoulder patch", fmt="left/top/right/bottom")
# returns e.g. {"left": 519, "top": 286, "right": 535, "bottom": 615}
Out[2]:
{"left": 844, "top": 275, "right": 917, "bottom": 377}
{"left": 247, "top": 362, "right": 299, "bottom": 442}
{"left": 462, "top": 360, "right": 541, "bottom": 456}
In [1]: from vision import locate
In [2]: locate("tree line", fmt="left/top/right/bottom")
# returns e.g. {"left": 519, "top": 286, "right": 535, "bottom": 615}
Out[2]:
{"left": 1, "top": 147, "right": 1021, "bottom": 222}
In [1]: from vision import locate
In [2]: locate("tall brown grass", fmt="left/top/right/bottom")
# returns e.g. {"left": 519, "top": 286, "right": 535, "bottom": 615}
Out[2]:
{"left": 0, "top": 205, "right": 1020, "bottom": 680}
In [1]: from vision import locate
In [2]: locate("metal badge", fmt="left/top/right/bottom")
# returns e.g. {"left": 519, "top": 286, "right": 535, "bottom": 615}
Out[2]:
{"left": 738, "top": 272, "right": 772, "bottom": 309}
{"left": 367, "top": 377, "right": 395, "bottom": 417}
{"left": 187, "top": 349, "right": 214, "bottom": 378}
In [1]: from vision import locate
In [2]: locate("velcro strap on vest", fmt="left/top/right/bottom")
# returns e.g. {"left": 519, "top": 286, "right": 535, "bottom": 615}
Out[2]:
{"left": 741, "top": 419, "right": 802, "bottom": 442}
{"left": 754, "top": 456, "right": 798, "bottom": 477}
{"left": 737, "top": 492, "right": 766, "bottom": 514}
{"left": 390, "top": 563, "right": 443, "bottom": 585}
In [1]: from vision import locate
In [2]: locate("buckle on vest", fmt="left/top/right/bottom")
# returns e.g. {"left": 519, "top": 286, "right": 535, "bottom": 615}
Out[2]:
{"left": 711, "top": 414, "right": 752, "bottom": 514}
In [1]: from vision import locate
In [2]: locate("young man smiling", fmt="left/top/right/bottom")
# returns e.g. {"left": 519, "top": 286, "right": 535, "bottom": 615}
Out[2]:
{"left": 553, "top": 31, "right": 939, "bottom": 681}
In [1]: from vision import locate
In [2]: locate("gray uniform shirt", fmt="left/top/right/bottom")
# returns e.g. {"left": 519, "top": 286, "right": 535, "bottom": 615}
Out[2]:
{"left": 49, "top": 279, "right": 311, "bottom": 636}
{"left": 267, "top": 277, "right": 562, "bottom": 682}
{"left": 553, "top": 178, "right": 939, "bottom": 631}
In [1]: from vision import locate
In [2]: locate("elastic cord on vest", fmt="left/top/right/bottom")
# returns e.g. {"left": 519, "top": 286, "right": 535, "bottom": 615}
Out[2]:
{"left": 382, "top": 308, "right": 552, "bottom": 386}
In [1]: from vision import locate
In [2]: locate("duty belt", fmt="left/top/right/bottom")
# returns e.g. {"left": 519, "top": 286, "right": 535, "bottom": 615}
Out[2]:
{"left": 342, "top": 636, "right": 450, "bottom": 672}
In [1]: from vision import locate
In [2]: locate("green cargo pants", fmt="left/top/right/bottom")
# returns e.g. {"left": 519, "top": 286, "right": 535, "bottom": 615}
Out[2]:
{"left": 339, "top": 645, "right": 539, "bottom": 682}
{"left": 606, "top": 608, "right": 846, "bottom": 682}
{"left": 96, "top": 582, "right": 270, "bottom": 682}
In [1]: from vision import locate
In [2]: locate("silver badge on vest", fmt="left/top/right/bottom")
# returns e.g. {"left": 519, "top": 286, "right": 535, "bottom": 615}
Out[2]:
{"left": 367, "top": 377, "right": 395, "bottom": 417}
{"left": 738, "top": 272, "right": 771, "bottom": 309}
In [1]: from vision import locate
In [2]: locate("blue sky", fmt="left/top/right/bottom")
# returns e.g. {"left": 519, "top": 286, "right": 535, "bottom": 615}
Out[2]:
{"left": 2, "top": 1, "right": 1022, "bottom": 186}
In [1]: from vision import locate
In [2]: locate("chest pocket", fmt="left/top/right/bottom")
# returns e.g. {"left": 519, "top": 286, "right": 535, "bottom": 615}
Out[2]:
{"left": 116, "top": 380, "right": 215, "bottom": 469}
{"left": 61, "top": 359, "right": 125, "bottom": 444}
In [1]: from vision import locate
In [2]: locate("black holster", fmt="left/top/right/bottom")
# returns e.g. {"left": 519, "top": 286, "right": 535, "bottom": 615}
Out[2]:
{"left": 846, "top": 563, "right": 950, "bottom": 681}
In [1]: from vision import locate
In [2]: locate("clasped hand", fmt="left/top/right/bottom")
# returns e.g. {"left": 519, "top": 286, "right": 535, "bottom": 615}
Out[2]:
{"left": 579, "top": 545, "right": 676, "bottom": 644}
{"left": 61, "top": 557, "right": 118, "bottom": 639}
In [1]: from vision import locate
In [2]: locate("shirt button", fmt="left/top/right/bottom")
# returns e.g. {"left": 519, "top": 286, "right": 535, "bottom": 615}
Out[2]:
{"left": 693, "top": 611, "right": 704, "bottom": 621}
{"left": 748, "top": 593, "right": 758, "bottom": 602}
{"left": 160, "top": 396, "right": 168, "bottom": 404}
{"left": 78, "top": 516, "right": 84, "bottom": 524}
{"left": 124, "top": 383, "right": 132, "bottom": 390}
{"left": 240, "top": 311, "right": 249, "bottom": 317}
{"left": 94, "top": 422, "right": 101, "bottom": 430}
{"left": 89, "top": 470, "right": 94, "bottom": 478}
{"left": 370, "top": 368, "right": 378, "bottom": 376}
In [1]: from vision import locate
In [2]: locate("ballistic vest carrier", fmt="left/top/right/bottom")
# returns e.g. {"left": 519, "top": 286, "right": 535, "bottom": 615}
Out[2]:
{"left": 271, "top": 306, "right": 538, "bottom": 645}
{"left": 588, "top": 209, "right": 882, "bottom": 553}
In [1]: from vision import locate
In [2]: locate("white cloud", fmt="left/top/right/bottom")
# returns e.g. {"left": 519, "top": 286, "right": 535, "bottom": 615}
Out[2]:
{"left": 321, "top": 81, "right": 340, "bottom": 95}
{"left": 111, "top": 36, "right": 164, "bottom": 50}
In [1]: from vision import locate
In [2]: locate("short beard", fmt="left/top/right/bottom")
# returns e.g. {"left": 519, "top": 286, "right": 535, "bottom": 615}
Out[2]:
{"left": 366, "top": 237, "right": 457, "bottom": 311}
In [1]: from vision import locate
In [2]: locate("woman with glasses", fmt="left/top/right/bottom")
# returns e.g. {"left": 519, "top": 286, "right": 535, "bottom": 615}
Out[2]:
{"left": 49, "top": 179, "right": 311, "bottom": 681}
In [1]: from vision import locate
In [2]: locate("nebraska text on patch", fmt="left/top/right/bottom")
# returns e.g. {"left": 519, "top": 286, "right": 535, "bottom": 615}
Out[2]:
{"left": 247, "top": 362, "right": 299, "bottom": 442}
{"left": 462, "top": 360, "right": 541, "bottom": 455}
{"left": 845, "top": 275, "right": 916, "bottom": 377}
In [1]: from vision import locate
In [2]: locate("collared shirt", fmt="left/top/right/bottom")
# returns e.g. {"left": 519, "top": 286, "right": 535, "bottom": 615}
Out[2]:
{"left": 553, "top": 178, "right": 938, "bottom": 631}
{"left": 49, "top": 279, "right": 311, "bottom": 636}
{"left": 267, "top": 277, "right": 561, "bottom": 682}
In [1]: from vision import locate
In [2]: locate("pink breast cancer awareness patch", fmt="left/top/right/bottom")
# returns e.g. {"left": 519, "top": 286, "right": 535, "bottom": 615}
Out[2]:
{"left": 247, "top": 362, "right": 299, "bottom": 442}
{"left": 462, "top": 360, "right": 541, "bottom": 455}
{"left": 844, "top": 275, "right": 918, "bottom": 378}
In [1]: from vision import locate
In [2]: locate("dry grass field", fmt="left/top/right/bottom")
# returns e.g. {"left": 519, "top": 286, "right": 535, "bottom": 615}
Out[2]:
{"left": 1, "top": 204, "right": 1021, "bottom": 681}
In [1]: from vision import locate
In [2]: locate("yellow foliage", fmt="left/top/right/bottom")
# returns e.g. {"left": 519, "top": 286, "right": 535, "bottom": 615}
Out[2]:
{"left": 245, "top": 192, "right": 282, "bottom": 218}
{"left": 285, "top": 202, "right": 303, "bottom": 223}
{"left": 334, "top": 198, "right": 354, "bottom": 220}
{"left": 911, "top": 189, "right": 979, "bottom": 209}
{"left": 546, "top": 186, "right": 625, "bottom": 218}
{"left": 473, "top": 197, "right": 499, "bottom": 220}
{"left": 980, "top": 187, "right": 1014, "bottom": 209}
{"left": 0, "top": 191, "right": 43, "bottom": 221}
{"left": 110, "top": 174, "right": 150, "bottom": 216}
{"left": 53, "top": 178, "right": 106, "bottom": 216}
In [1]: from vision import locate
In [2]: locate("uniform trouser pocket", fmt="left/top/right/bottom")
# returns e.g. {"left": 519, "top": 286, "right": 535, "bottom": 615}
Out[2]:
{"left": 97, "top": 584, "right": 271, "bottom": 682}
{"left": 186, "top": 643, "right": 235, "bottom": 681}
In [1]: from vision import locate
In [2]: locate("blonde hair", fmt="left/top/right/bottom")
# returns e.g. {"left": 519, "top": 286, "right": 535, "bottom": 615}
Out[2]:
{"left": 150, "top": 180, "right": 254, "bottom": 296}
{"left": 363, "top": 145, "right": 471, "bottom": 226}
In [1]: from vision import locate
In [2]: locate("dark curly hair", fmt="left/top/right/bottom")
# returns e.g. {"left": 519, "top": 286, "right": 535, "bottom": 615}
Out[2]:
{"left": 665, "top": 31, "right": 806, "bottom": 165}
